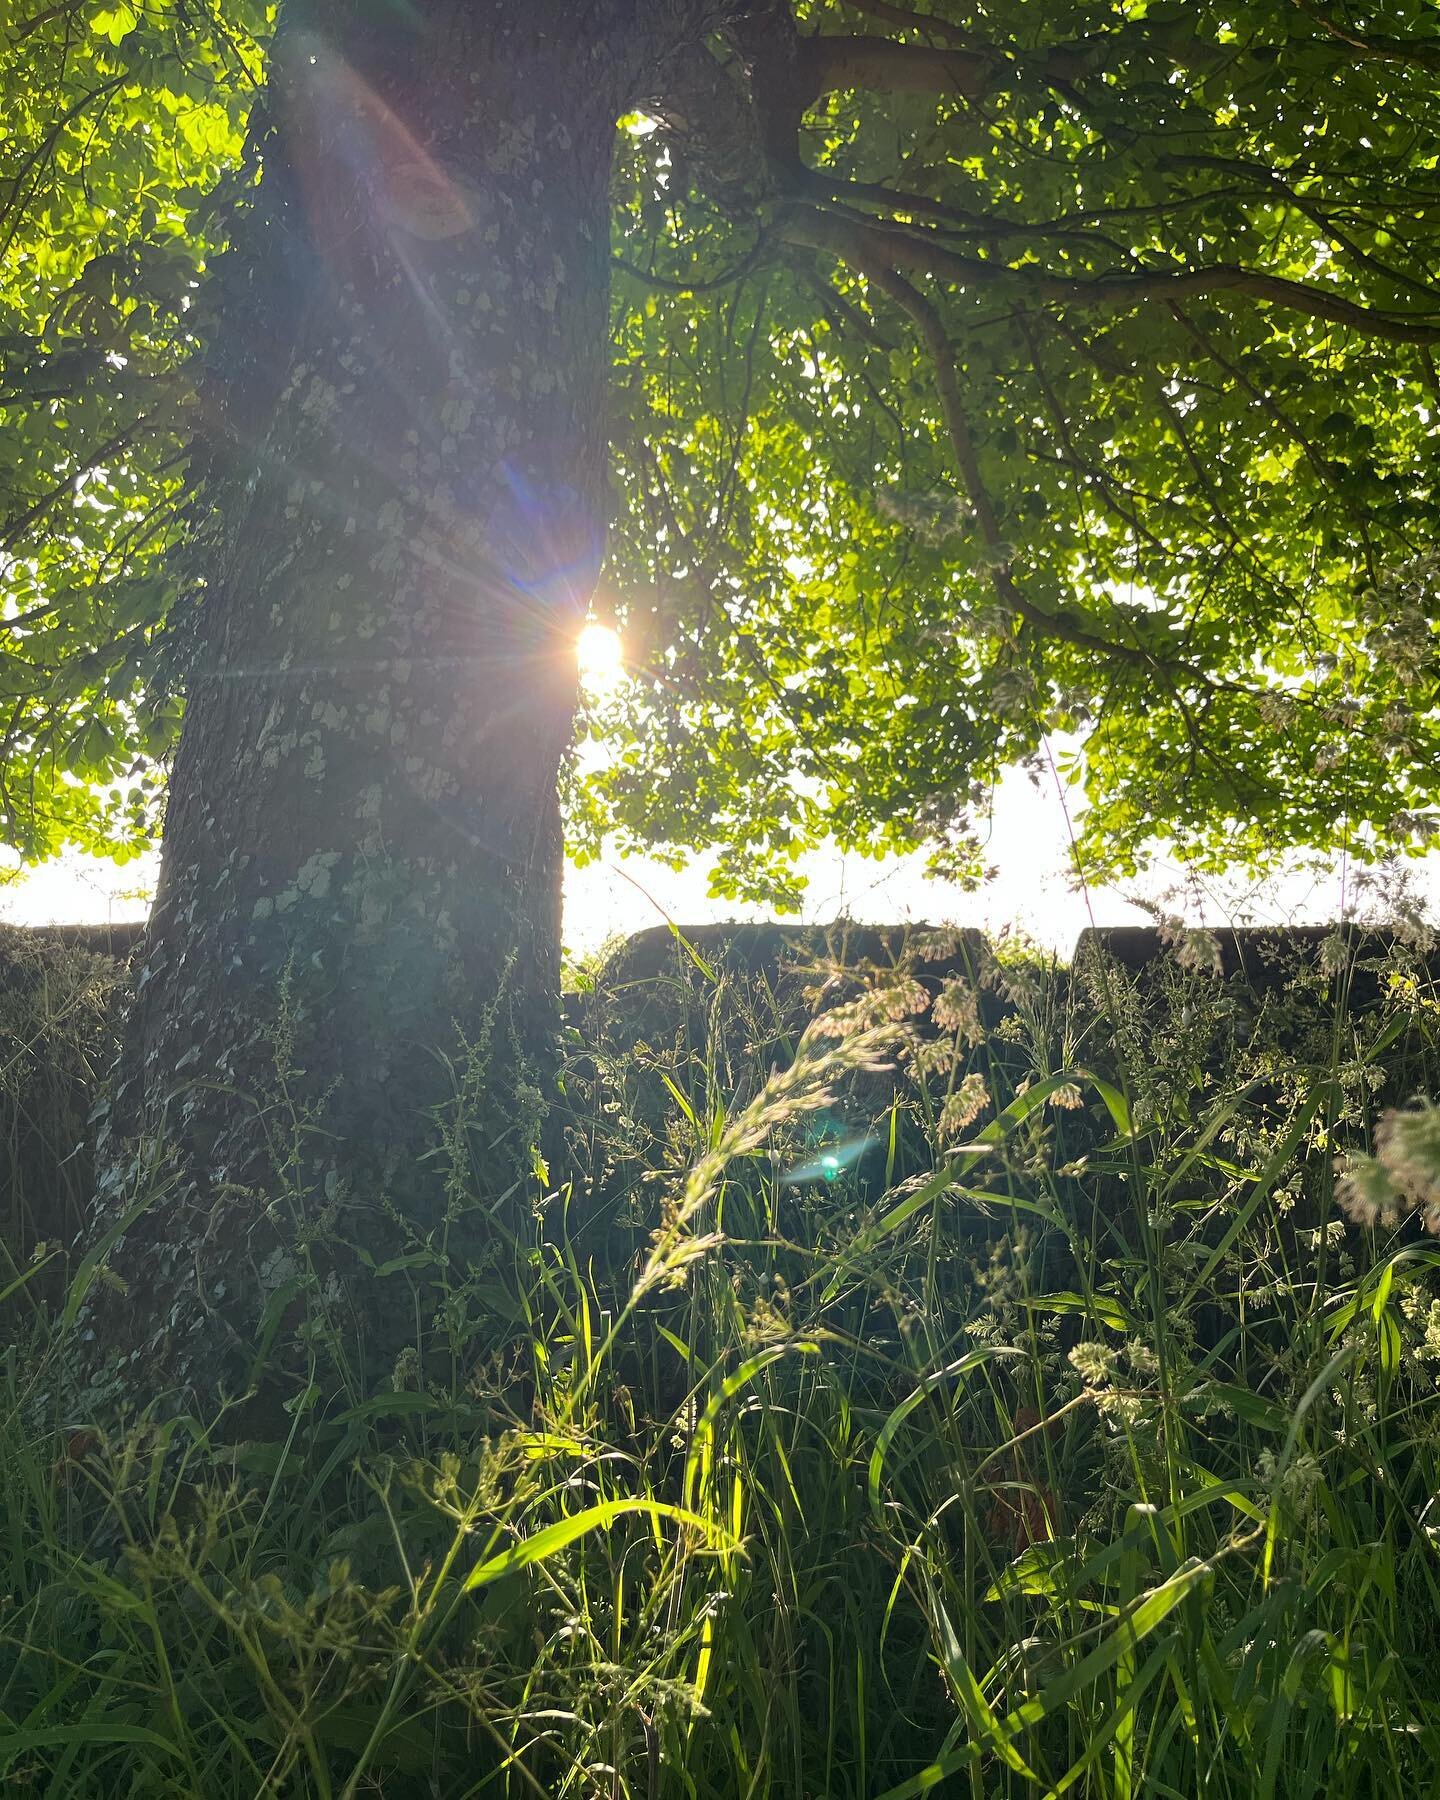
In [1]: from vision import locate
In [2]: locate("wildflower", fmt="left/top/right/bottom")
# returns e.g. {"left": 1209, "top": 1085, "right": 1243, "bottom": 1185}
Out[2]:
{"left": 1068, "top": 1340, "right": 1117, "bottom": 1386}
{"left": 810, "top": 997, "right": 873, "bottom": 1039}
{"left": 1257, "top": 1449, "right": 1324, "bottom": 1518}
{"left": 932, "top": 975, "right": 983, "bottom": 1042}
{"left": 1299, "top": 1220, "right": 1348, "bottom": 1249}
{"left": 1387, "top": 902, "right": 1435, "bottom": 954}
{"left": 874, "top": 975, "right": 931, "bottom": 1021}
{"left": 1126, "top": 1338, "right": 1160, "bottom": 1379}
{"left": 912, "top": 928, "right": 961, "bottom": 964}
{"left": 1175, "top": 928, "right": 1223, "bottom": 978}
{"left": 1401, "top": 1292, "right": 1440, "bottom": 1365}
{"left": 991, "top": 668, "right": 1038, "bottom": 719}
{"left": 742, "top": 1297, "right": 791, "bottom": 1349}
{"left": 1374, "top": 1101, "right": 1440, "bottom": 1230}
{"left": 1049, "top": 1082, "right": 1084, "bottom": 1111}
{"left": 1095, "top": 1390, "right": 1147, "bottom": 1425}
{"left": 1334, "top": 1151, "right": 1401, "bottom": 1228}
{"left": 911, "top": 1034, "right": 958, "bottom": 1077}
{"left": 938, "top": 1072, "right": 989, "bottom": 1140}
{"left": 1256, "top": 689, "right": 1296, "bottom": 729}
{"left": 1318, "top": 931, "right": 1349, "bottom": 977}
{"left": 1154, "top": 913, "right": 1223, "bottom": 976}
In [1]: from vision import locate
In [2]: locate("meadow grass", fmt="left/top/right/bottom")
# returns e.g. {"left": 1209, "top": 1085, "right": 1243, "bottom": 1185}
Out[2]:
{"left": 1, "top": 923, "right": 1439, "bottom": 1796}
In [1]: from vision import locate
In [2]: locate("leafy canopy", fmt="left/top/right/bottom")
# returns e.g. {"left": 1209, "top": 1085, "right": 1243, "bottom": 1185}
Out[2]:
{"left": 1, "top": 0, "right": 265, "bottom": 860}
{"left": 4, "top": 1, "right": 1440, "bottom": 900}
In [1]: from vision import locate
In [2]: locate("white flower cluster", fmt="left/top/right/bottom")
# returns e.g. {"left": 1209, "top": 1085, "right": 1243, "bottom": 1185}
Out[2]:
{"left": 1361, "top": 555, "right": 1437, "bottom": 683}
{"left": 938, "top": 1072, "right": 989, "bottom": 1141}
{"left": 1386, "top": 811, "right": 1440, "bottom": 846}
{"left": 1256, "top": 689, "right": 1297, "bottom": 729}
{"left": 1318, "top": 931, "right": 1349, "bottom": 977}
{"left": 932, "top": 975, "right": 983, "bottom": 1044}
{"left": 1155, "top": 913, "right": 1224, "bottom": 978}
{"left": 1068, "top": 1339, "right": 1117, "bottom": 1386}
{"left": 1336, "top": 1099, "right": 1440, "bottom": 1232}
{"left": 1401, "top": 1291, "right": 1440, "bottom": 1367}
{"left": 990, "top": 667, "right": 1038, "bottom": 720}
{"left": 877, "top": 485, "right": 973, "bottom": 543}
{"left": 1256, "top": 1448, "right": 1324, "bottom": 1519}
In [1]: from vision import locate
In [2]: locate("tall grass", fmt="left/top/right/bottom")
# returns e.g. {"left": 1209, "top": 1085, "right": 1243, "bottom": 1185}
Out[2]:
{"left": 0, "top": 927, "right": 124, "bottom": 1319}
{"left": 1, "top": 923, "right": 1439, "bottom": 1795}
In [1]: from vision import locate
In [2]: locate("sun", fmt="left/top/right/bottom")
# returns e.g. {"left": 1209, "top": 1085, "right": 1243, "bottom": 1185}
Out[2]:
{"left": 577, "top": 621, "right": 625, "bottom": 696}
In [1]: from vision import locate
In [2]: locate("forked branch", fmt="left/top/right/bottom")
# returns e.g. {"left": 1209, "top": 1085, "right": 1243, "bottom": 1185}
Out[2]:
{"left": 785, "top": 209, "right": 1440, "bottom": 346}
{"left": 853, "top": 256, "right": 1161, "bottom": 671}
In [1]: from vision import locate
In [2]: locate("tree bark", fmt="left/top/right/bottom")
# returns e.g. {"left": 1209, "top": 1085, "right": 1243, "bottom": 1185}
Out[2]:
{"left": 86, "top": 0, "right": 649, "bottom": 1402}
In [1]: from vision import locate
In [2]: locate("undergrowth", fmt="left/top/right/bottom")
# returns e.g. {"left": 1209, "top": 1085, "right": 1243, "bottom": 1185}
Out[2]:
{"left": 0, "top": 927, "right": 123, "bottom": 1314}
{"left": 2, "top": 922, "right": 1440, "bottom": 1796}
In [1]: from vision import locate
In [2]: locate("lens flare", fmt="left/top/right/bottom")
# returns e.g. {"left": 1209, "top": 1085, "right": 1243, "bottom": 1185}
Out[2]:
{"left": 782, "top": 1134, "right": 877, "bottom": 1186}
{"left": 577, "top": 622, "right": 625, "bottom": 695}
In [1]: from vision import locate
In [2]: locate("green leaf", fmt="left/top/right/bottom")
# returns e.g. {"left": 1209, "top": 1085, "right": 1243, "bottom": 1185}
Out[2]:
{"left": 91, "top": 4, "right": 139, "bottom": 46}
{"left": 463, "top": 1499, "right": 735, "bottom": 1589}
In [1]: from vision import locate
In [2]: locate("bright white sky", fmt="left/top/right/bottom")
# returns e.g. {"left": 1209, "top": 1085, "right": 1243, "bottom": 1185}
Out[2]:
{"left": 1, "top": 625, "right": 1429, "bottom": 955}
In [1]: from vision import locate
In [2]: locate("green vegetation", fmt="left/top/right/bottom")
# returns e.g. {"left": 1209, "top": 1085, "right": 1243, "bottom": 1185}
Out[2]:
{"left": 1, "top": 1, "right": 264, "bottom": 860}
{"left": 4, "top": 2, "right": 1440, "bottom": 889}
{"left": 7, "top": 4, "right": 1440, "bottom": 1790}
{"left": 4, "top": 924, "right": 1440, "bottom": 1795}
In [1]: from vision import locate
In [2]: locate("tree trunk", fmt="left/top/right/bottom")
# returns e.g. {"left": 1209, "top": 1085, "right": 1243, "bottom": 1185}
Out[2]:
{"left": 87, "top": 0, "right": 645, "bottom": 1403}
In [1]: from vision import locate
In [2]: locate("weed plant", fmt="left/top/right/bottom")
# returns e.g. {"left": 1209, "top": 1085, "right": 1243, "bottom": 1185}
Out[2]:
{"left": 1, "top": 923, "right": 1439, "bottom": 1796}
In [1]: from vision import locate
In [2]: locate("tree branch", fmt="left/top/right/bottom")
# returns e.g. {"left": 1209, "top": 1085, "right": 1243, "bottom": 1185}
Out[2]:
{"left": 1291, "top": 3, "right": 1440, "bottom": 72}
{"left": 6, "top": 2, "right": 79, "bottom": 43}
{"left": 1156, "top": 152, "right": 1440, "bottom": 305}
{"left": 792, "top": 165, "right": 1145, "bottom": 261}
{"left": 0, "top": 417, "right": 150, "bottom": 554}
{"left": 853, "top": 255, "right": 1161, "bottom": 670}
{"left": 783, "top": 206, "right": 1440, "bottom": 344}
{"left": 798, "top": 15, "right": 1242, "bottom": 106}
{"left": 647, "top": 33, "right": 774, "bottom": 198}
{"left": 797, "top": 32, "right": 991, "bottom": 102}
{"left": 837, "top": 1, "right": 984, "bottom": 51}
{"left": 613, "top": 234, "right": 771, "bottom": 293}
